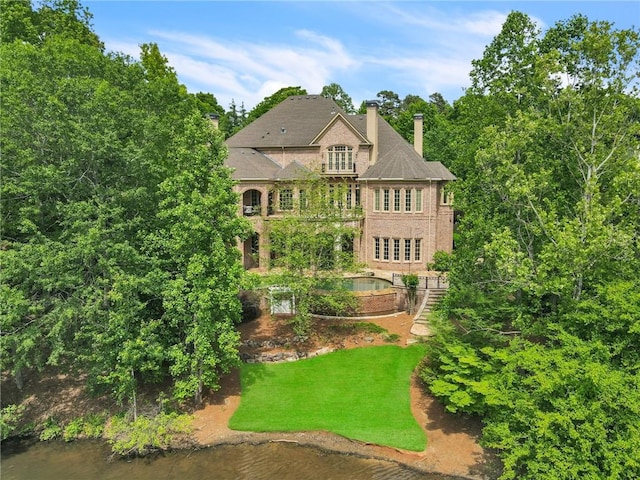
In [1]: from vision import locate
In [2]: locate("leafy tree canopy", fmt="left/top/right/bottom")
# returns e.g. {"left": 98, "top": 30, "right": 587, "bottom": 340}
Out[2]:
{"left": 423, "top": 11, "right": 640, "bottom": 479}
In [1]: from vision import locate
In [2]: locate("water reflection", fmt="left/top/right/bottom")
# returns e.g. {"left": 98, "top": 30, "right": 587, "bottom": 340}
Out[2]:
{"left": 1, "top": 439, "right": 461, "bottom": 480}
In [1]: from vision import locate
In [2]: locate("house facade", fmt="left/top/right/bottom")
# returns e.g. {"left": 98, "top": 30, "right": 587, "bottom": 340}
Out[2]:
{"left": 221, "top": 95, "right": 455, "bottom": 272}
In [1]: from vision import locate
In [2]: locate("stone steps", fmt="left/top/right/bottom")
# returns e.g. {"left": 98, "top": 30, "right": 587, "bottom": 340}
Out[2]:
{"left": 409, "top": 289, "right": 447, "bottom": 338}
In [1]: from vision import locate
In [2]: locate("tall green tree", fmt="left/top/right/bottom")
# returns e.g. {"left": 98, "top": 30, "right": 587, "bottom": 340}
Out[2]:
{"left": 156, "top": 114, "right": 250, "bottom": 405}
{"left": 265, "top": 175, "right": 360, "bottom": 333}
{"left": 321, "top": 83, "right": 355, "bottom": 113}
{"left": 423, "top": 12, "right": 640, "bottom": 479}
{"left": 0, "top": 0, "right": 249, "bottom": 411}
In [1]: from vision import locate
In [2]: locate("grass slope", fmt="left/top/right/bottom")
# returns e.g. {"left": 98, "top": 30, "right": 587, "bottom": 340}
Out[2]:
{"left": 229, "top": 344, "right": 427, "bottom": 451}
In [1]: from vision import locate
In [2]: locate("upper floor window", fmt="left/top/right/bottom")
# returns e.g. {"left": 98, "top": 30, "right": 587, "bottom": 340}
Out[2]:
{"left": 405, "top": 189, "right": 412, "bottom": 212}
{"left": 326, "top": 145, "right": 354, "bottom": 173}
{"left": 383, "top": 189, "right": 390, "bottom": 212}
{"left": 393, "top": 189, "right": 401, "bottom": 212}
{"left": 374, "top": 188, "right": 380, "bottom": 211}
{"left": 415, "top": 188, "right": 423, "bottom": 212}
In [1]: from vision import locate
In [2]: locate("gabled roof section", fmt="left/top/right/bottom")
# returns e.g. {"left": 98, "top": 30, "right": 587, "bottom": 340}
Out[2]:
{"left": 226, "top": 95, "right": 352, "bottom": 148}
{"left": 310, "top": 112, "right": 369, "bottom": 145}
{"left": 276, "top": 160, "right": 310, "bottom": 181}
{"left": 352, "top": 116, "right": 457, "bottom": 181}
{"left": 226, "top": 148, "right": 281, "bottom": 180}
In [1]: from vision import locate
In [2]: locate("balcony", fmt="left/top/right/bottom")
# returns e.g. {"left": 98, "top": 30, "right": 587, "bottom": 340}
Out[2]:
{"left": 243, "top": 205, "right": 261, "bottom": 216}
{"left": 321, "top": 163, "right": 357, "bottom": 176}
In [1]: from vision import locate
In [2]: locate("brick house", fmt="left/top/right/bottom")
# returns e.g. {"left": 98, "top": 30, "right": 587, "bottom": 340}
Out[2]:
{"left": 221, "top": 95, "right": 455, "bottom": 271}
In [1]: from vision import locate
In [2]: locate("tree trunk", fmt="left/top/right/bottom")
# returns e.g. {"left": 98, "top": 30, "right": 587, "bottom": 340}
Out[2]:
{"left": 15, "top": 368, "right": 24, "bottom": 391}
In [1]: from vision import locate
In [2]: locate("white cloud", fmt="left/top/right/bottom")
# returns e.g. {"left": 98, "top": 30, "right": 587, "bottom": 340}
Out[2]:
{"left": 139, "top": 29, "right": 360, "bottom": 109}
{"left": 100, "top": 3, "right": 525, "bottom": 109}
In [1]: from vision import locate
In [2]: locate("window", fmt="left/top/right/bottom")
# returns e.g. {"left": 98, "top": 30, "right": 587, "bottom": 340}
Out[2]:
{"left": 393, "top": 189, "right": 401, "bottom": 212}
{"left": 441, "top": 189, "right": 453, "bottom": 205}
{"left": 415, "top": 189, "right": 423, "bottom": 212}
{"left": 279, "top": 189, "right": 293, "bottom": 210}
{"left": 299, "top": 189, "right": 308, "bottom": 210}
{"left": 414, "top": 239, "right": 422, "bottom": 261}
{"left": 383, "top": 238, "right": 390, "bottom": 260}
{"left": 374, "top": 189, "right": 380, "bottom": 211}
{"left": 383, "top": 189, "right": 390, "bottom": 211}
{"left": 327, "top": 145, "right": 353, "bottom": 172}
{"left": 405, "top": 189, "right": 412, "bottom": 212}
{"left": 374, "top": 237, "right": 380, "bottom": 260}
{"left": 393, "top": 239, "right": 400, "bottom": 261}
{"left": 404, "top": 239, "right": 411, "bottom": 261}
{"left": 355, "top": 184, "right": 361, "bottom": 206}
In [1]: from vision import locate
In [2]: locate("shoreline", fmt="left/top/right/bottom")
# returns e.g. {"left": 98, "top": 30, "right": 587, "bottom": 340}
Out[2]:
{"left": 1, "top": 313, "right": 498, "bottom": 479}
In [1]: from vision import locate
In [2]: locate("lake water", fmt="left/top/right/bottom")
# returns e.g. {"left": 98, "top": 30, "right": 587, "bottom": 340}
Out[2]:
{"left": 1, "top": 439, "right": 462, "bottom": 480}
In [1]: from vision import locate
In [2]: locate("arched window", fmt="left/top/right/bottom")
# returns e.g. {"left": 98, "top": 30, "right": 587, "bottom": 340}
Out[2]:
{"left": 326, "top": 145, "right": 354, "bottom": 173}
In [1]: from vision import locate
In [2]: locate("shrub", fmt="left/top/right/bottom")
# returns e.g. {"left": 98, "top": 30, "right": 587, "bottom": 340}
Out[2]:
{"left": 105, "top": 412, "right": 192, "bottom": 456}
{"left": 39, "top": 417, "right": 62, "bottom": 441}
{"left": 63, "top": 413, "right": 107, "bottom": 441}
{"left": 0, "top": 404, "right": 25, "bottom": 441}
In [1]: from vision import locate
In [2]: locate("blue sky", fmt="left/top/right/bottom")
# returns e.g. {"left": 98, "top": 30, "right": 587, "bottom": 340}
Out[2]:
{"left": 85, "top": 1, "right": 639, "bottom": 110}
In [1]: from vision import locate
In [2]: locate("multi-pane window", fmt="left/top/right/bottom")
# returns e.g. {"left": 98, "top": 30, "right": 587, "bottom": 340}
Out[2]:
{"left": 405, "top": 189, "right": 412, "bottom": 212}
{"left": 383, "top": 238, "right": 390, "bottom": 260}
{"left": 374, "top": 237, "right": 380, "bottom": 260}
{"left": 404, "top": 239, "right": 411, "bottom": 261}
{"left": 414, "top": 239, "right": 422, "bottom": 261}
{"left": 346, "top": 186, "right": 352, "bottom": 209}
{"left": 355, "top": 184, "right": 361, "bottom": 206}
{"left": 327, "top": 145, "right": 353, "bottom": 172}
{"left": 279, "top": 188, "right": 293, "bottom": 210}
{"left": 383, "top": 189, "right": 390, "bottom": 211}
{"left": 393, "top": 239, "right": 400, "bottom": 261}
{"left": 415, "top": 189, "right": 423, "bottom": 212}
{"left": 299, "top": 189, "right": 307, "bottom": 210}
{"left": 393, "top": 189, "right": 401, "bottom": 212}
{"left": 374, "top": 189, "right": 380, "bottom": 211}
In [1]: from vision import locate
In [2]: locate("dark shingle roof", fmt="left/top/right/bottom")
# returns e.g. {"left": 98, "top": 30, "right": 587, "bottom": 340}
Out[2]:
{"left": 225, "top": 95, "right": 455, "bottom": 182}
{"left": 227, "top": 95, "right": 352, "bottom": 148}
{"left": 226, "top": 148, "right": 281, "bottom": 180}
{"left": 277, "top": 160, "right": 309, "bottom": 180}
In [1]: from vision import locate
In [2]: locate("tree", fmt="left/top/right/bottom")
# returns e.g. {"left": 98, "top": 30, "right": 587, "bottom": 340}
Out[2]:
{"left": 376, "top": 90, "right": 401, "bottom": 120}
{"left": 264, "top": 174, "right": 360, "bottom": 334}
{"left": 422, "top": 12, "right": 640, "bottom": 479}
{"left": 321, "top": 83, "right": 355, "bottom": 113}
{"left": 156, "top": 114, "right": 250, "bottom": 405}
{"left": 0, "top": 0, "right": 249, "bottom": 412}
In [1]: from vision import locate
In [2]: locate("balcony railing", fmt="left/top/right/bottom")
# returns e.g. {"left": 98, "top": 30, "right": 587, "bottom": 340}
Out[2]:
{"left": 243, "top": 205, "right": 261, "bottom": 216}
{"left": 321, "top": 163, "right": 357, "bottom": 175}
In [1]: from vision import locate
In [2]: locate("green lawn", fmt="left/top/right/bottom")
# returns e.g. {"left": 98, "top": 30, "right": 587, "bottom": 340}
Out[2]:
{"left": 229, "top": 344, "right": 427, "bottom": 451}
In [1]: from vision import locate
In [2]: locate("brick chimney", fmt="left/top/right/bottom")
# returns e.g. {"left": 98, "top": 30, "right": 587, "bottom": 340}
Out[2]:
{"left": 413, "top": 113, "right": 423, "bottom": 157}
{"left": 206, "top": 113, "right": 219, "bottom": 129}
{"left": 366, "top": 101, "right": 379, "bottom": 165}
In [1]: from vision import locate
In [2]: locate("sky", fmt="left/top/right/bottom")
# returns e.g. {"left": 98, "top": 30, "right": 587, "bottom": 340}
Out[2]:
{"left": 85, "top": 1, "right": 640, "bottom": 110}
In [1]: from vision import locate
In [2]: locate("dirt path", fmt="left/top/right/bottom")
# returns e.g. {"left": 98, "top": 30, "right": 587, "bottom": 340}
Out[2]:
{"left": 191, "top": 313, "right": 498, "bottom": 479}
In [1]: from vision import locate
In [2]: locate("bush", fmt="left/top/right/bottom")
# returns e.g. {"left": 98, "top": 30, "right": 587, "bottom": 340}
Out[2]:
{"left": 0, "top": 404, "right": 25, "bottom": 441}
{"left": 308, "top": 289, "right": 358, "bottom": 317}
{"left": 105, "top": 412, "right": 192, "bottom": 456}
{"left": 39, "top": 417, "right": 62, "bottom": 441}
{"left": 63, "top": 413, "right": 106, "bottom": 441}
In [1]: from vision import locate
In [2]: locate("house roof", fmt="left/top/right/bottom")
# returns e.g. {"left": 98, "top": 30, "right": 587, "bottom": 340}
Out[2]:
{"left": 226, "top": 147, "right": 281, "bottom": 180}
{"left": 227, "top": 95, "right": 352, "bottom": 148}
{"left": 225, "top": 95, "right": 456, "bottom": 182}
